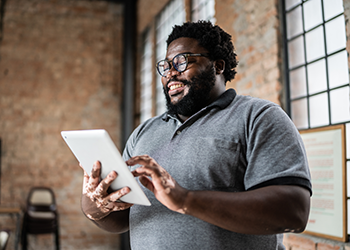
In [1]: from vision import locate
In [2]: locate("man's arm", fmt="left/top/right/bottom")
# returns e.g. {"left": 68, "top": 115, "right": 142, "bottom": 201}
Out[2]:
{"left": 92, "top": 210, "right": 130, "bottom": 233}
{"left": 129, "top": 155, "right": 310, "bottom": 235}
{"left": 80, "top": 161, "right": 132, "bottom": 233}
{"left": 182, "top": 185, "right": 310, "bottom": 234}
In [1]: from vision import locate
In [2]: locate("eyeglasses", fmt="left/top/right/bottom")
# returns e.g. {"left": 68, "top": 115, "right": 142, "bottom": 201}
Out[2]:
{"left": 156, "top": 53, "right": 209, "bottom": 77}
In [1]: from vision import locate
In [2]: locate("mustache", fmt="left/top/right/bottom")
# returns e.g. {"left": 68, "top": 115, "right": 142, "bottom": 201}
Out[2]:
{"left": 167, "top": 77, "right": 187, "bottom": 85}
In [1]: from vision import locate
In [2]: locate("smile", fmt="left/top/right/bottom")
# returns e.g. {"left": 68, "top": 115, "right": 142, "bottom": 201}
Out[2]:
{"left": 169, "top": 83, "right": 185, "bottom": 91}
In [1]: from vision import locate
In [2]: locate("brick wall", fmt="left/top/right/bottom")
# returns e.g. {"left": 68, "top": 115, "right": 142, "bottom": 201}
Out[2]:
{"left": 0, "top": 0, "right": 124, "bottom": 249}
{"left": 216, "top": 0, "right": 283, "bottom": 105}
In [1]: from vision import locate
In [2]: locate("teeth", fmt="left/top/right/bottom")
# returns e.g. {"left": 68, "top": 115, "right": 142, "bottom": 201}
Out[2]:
{"left": 169, "top": 84, "right": 184, "bottom": 91}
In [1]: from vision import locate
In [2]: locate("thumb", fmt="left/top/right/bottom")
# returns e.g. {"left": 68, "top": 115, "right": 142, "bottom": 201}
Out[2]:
{"left": 139, "top": 176, "right": 154, "bottom": 192}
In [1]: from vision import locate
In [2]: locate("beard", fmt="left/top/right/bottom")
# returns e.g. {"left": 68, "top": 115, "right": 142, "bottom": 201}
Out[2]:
{"left": 164, "top": 66, "right": 216, "bottom": 117}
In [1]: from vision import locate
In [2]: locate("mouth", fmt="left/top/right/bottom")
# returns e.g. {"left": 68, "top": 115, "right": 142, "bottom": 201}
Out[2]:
{"left": 168, "top": 82, "right": 186, "bottom": 96}
{"left": 169, "top": 83, "right": 184, "bottom": 91}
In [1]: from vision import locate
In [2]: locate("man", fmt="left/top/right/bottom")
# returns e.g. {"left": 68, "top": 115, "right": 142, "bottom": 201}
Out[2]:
{"left": 81, "top": 21, "right": 312, "bottom": 249}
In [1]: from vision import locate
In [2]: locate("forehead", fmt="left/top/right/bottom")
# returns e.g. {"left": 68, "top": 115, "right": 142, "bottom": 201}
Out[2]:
{"left": 166, "top": 37, "right": 206, "bottom": 58}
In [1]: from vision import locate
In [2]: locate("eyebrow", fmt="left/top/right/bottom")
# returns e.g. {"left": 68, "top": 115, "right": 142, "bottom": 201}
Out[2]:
{"left": 165, "top": 52, "right": 193, "bottom": 61}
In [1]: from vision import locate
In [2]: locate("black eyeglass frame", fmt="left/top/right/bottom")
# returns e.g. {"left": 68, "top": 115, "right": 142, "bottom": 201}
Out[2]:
{"left": 156, "top": 53, "right": 210, "bottom": 77}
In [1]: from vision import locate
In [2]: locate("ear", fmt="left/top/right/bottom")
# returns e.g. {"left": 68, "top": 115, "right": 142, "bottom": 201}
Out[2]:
{"left": 214, "top": 60, "right": 225, "bottom": 75}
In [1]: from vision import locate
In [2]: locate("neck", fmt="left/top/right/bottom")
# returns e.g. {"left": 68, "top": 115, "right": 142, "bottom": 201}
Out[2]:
{"left": 177, "top": 114, "right": 190, "bottom": 123}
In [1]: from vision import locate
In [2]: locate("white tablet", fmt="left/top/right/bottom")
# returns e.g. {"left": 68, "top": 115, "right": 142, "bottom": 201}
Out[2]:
{"left": 61, "top": 129, "right": 151, "bottom": 206}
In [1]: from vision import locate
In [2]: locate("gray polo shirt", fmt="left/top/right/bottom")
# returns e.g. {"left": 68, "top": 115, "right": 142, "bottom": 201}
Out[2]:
{"left": 123, "top": 89, "right": 311, "bottom": 250}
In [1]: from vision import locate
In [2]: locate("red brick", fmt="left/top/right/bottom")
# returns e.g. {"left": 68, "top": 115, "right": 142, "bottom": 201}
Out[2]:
{"left": 283, "top": 234, "right": 316, "bottom": 250}
{"left": 316, "top": 242, "right": 341, "bottom": 250}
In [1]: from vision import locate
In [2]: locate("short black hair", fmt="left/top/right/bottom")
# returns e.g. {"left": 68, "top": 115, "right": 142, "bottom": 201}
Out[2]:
{"left": 166, "top": 21, "right": 238, "bottom": 83}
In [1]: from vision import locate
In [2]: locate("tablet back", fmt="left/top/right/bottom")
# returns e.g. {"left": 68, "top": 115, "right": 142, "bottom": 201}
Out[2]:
{"left": 61, "top": 129, "right": 151, "bottom": 206}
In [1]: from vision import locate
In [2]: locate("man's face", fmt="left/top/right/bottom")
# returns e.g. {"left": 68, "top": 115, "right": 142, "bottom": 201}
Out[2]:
{"left": 161, "top": 37, "right": 217, "bottom": 117}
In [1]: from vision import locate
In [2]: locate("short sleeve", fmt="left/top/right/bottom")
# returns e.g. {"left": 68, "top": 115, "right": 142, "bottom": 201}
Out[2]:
{"left": 244, "top": 105, "right": 312, "bottom": 194}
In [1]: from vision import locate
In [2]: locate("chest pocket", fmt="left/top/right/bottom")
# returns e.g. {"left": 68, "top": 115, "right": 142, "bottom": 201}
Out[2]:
{"left": 164, "top": 136, "right": 243, "bottom": 191}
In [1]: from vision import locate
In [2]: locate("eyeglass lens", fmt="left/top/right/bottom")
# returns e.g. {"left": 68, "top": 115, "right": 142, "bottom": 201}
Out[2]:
{"left": 158, "top": 54, "right": 187, "bottom": 76}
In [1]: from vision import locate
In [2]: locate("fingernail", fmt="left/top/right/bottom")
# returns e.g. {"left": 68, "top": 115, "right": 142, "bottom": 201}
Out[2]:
{"left": 122, "top": 187, "right": 129, "bottom": 195}
{"left": 93, "top": 162, "right": 100, "bottom": 170}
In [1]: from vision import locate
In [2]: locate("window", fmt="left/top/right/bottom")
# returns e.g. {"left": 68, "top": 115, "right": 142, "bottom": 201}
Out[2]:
{"left": 140, "top": 29, "right": 153, "bottom": 123}
{"left": 192, "top": 0, "right": 216, "bottom": 23}
{"left": 155, "top": 0, "right": 186, "bottom": 116}
{"left": 283, "top": 0, "right": 349, "bottom": 130}
{"left": 282, "top": 0, "right": 350, "bottom": 234}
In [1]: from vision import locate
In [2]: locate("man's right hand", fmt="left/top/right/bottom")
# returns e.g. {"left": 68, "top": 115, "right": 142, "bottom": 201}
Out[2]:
{"left": 81, "top": 161, "right": 133, "bottom": 221}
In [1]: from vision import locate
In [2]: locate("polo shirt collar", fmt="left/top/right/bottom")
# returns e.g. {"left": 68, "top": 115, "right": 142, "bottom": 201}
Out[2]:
{"left": 162, "top": 88, "right": 237, "bottom": 121}
{"left": 207, "top": 88, "right": 236, "bottom": 110}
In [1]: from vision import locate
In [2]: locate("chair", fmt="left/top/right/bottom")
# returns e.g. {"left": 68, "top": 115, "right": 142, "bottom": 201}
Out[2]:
{"left": 0, "top": 230, "right": 10, "bottom": 250}
{"left": 21, "top": 187, "right": 59, "bottom": 250}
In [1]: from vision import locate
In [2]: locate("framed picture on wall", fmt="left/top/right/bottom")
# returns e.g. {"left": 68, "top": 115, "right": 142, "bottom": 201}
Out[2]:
{"left": 300, "top": 124, "right": 347, "bottom": 242}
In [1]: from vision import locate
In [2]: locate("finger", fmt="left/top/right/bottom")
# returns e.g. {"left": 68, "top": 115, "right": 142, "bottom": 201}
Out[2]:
{"left": 135, "top": 166, "right": 175, "bottom": 193}
{"left": 133, "top": 167, "right": 167, "bottom": 192}
{"left": 126, "top": 155, "right": 154, "bottom": 166}
{"left": 82, "top": 170, "right": 90, "bottom": 194}
{"left": 89, "top": 161, "right": 102, "bottom": 188}
{"left": 94, "top": 171, "right": 118, "bottom": 196}
{"left": 112, "top": 202, "right": 133, "bottom": 211}
{"left": 79, "top": 163, "right": 85, "bottom": 171}
{"left": 139, "top": 175, "right": 154, "bottom": 192}
{"left": 109, "top": 187, "right": 131, "bottom": 201}
{"left": 133, "top": 165, "right": 161, "bottom": 178}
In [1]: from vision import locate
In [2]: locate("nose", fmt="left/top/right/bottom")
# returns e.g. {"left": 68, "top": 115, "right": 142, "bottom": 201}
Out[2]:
{"left": 166, "top": 63, "right": 180, "bottom": 79}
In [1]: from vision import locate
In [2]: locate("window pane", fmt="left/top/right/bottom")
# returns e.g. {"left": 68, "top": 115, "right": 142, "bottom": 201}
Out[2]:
{"left": 305, "top": 27, "right": 325, "bottom": 62}
{"left": 330, "top": 86, "right": 350, "bottom": 124}
{"left": 347, "top": 162, "right": 350, "bottom": 198}
{"left": 323, "top": 0, "right": 344, "bottom": 21}
{"left": 328, "top": 51, "right": 349, "bottom": 89}
{"left": 303, "top": 0, "right": 323, "bottom": 31}
{"left": 346, "top": 123, "right": 350, "bottom": 158}
{"left": 285, "top": 0, "right": 301, "bottom": 10}
{"left": 348, "top": 161, "right": 350, "bottom": 194}
{"left": 140, "top": 29, "right": 153, "bottom": 123}
{"left": 288, "top": 36, "right": 305, "bottom": 68}
{"left": 307, "top": 59, "right": 327, "bottom": 95}
{"left": 192, "top": 0, "right": 216, "bottom": 23}
{"left": 156, "top": 74, "right": 166, "bottom": 115}
{"left": 310, "top": 93, "right": 329, "bottom": 127}
{"left": 326, "top": 15, "right": 347, "bottom": 54}
{"left": 290, "top": 67, "right": 307, "bottom": 99}
{"left": 192, "top": 10, "right": 199, "bottom": 21}
{"left": 291, "top": 98, "right": 308, "bottom": 129}
{"left": 287, "top": 6, "right": 303, "bottom": 39}
{"left": 207, "top": 0, "right": 216, "bottom": 23}
{"left": 348, "top": 199, "right": 350, "bottom": 233}
{"left": 156, "top": 0, "right": 185, "bottom": 116}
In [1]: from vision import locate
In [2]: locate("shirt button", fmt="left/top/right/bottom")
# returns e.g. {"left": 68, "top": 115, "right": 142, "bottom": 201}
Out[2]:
{"left": 176, "top": 130, "right": 181, "bottom": 135}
